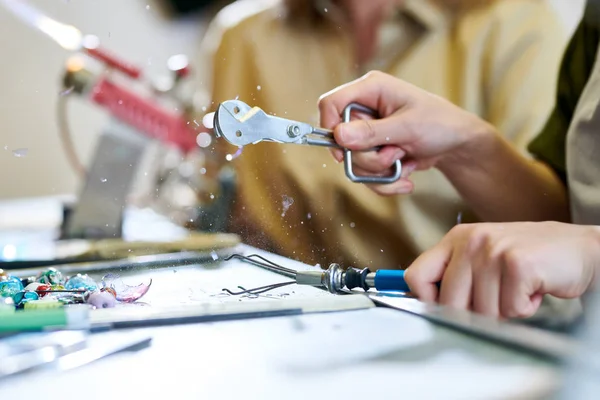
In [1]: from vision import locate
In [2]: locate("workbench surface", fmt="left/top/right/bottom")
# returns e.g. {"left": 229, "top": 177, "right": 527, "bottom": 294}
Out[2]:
{"left": 2, "top": 246, "right": 566, "bottom": 399}
{"left": 0, "top": 198, "right": 570, "bottom": 399}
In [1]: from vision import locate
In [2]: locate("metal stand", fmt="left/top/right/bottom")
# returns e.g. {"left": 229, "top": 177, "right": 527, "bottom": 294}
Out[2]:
{"left": 62, "top": 120, "right": 149, "bottom": 239}
{"left": 195, "top": 166, "right": 236, "bottom": 233}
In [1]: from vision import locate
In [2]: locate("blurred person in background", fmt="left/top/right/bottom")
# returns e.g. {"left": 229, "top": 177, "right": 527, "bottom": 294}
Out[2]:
{"left": 195, "top": 0, "right": 566, "bottom": 271}
{"left": 317, "top": 0, "right": 600, "bottom": 323}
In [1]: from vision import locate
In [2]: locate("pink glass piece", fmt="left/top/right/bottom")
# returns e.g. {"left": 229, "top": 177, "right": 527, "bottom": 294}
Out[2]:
{"left": 101, "top": 273, "right": 152, "bottom": 303}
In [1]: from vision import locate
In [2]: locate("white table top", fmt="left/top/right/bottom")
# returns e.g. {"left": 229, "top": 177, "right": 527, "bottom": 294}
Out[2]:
{"left": 0, "top": 197, "right": 569, "bottom": 398}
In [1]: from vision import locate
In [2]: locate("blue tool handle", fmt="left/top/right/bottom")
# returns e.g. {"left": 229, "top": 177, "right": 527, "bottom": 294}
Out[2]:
{"left": 373, "top": 270, "right": 441, "bottom": 292}
{"left": 374, "top": 270, "right": 410, "bottom": 292}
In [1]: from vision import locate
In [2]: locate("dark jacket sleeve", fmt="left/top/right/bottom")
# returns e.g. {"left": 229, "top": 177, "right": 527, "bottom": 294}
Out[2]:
{"left": 528, "top": 5, "right": 600, "bottom": 183}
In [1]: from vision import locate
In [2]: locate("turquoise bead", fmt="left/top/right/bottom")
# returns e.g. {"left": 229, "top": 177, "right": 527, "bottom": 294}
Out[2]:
{"left": 12, "top": 290, "right": 39, "bottom": 305}
{"left": 0, "top": 276, "right": 24, "bottom": 297}
{"left": 65, "top": 274, "right": 98, "bottom": 291}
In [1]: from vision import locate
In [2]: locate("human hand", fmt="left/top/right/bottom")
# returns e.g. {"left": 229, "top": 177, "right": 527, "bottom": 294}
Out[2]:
{"left": 318, "top": 71, "right": 495, "bottom": 195}
{"left": 404, "top": 222, "right": 600, "bottom": 319}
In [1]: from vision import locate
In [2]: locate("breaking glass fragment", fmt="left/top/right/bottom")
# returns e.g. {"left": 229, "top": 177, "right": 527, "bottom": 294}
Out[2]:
{"left": 202, "top": 112, "right": 215, "bottom": 129}
{"left": 59, "top": 86, "right": 74, "bottom": 96}
{"left": 101, "top": 287, "right": 117, "bottom": 298}
{"left": 196, "top": 132, "right": 212, "bottom": 148}
{"left": 281, "top": 195, "right": 294, "bottom": 217}
{"left": 225, "top": 147, "right": 244, "bottom": 161}
{"left": 101, "top": 273, "right": 152, "bottom": 303}
{"left": 12, "top": 148, "right": 28, "bottom": 157}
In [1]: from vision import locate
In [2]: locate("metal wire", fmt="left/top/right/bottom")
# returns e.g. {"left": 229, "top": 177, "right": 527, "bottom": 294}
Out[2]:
{"left": 224, "top": 253, "right": 297, "bottom": 277}
{"left": 36, "top": 290, "right": 86, "bottom": 293}
{"left": 222, "top": 253, "right": 297, "bottom": 296}
{"left": 221, "top": 282, "right": 295, "bottom": 296}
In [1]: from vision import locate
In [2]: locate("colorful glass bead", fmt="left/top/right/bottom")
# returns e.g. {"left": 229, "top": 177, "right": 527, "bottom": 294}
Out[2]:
{"left": 0, "top": 276, "right": 24, "bottom": 297}
{"left": 65, "top": 274, "right": 98, "bottom": 291}
{"left": 13, "top": 291, "right": 39, "bottom": 305}
{"left": 87, "top": 291, "right": 117, "bottom": 309}
{"left": 0, "top": 269, "right": 8, "bottom": 280}
{"left": 21, "top": 276, "right": 36, "bottom": 287}
{"left": 25, "top": 282, "right": 44, "bottom": 291}
{"left": 51, "top": 284, "right": 66, "bottom": 291}
{"left": 36, "top": 268, "right": 64, "bottom": 285}
{"left": 35, "top": 284, "right": 52, "bottom": 297}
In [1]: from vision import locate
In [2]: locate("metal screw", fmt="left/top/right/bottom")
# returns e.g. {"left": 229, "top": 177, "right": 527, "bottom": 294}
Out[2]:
{"left": 287, "top": 125, "right": 301, "bottom": 138}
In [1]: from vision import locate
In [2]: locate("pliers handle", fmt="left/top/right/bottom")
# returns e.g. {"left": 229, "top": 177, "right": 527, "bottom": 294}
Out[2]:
{"left": 213, "top": 99, "right": 402, "bottom": 184}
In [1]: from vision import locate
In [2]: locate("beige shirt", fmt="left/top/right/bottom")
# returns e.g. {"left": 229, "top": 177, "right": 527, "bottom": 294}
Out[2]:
{"left": 196, "top": 0, "right": 566, "bottom": 269}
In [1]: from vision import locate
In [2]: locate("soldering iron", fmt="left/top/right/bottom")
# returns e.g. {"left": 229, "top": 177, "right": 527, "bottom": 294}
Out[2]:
{"left": 295, "top": 264, "right": 410, "bottom": 294}
{"left": 225, "top": 254, "right": 413, "bottom": 294}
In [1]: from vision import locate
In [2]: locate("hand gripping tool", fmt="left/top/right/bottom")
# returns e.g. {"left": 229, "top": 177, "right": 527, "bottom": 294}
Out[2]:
{"left": 213, "top": 99, "right": 402, "bottom": 184}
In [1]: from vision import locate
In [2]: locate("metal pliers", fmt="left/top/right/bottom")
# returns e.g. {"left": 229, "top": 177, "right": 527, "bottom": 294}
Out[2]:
{"left": 213, "top": 99, "right": 402, "bottom": 184}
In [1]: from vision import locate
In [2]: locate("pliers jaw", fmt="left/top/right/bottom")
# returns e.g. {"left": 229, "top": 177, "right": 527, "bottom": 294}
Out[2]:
{"left": 213, "top": 99, "right": 314, "bottom": 146}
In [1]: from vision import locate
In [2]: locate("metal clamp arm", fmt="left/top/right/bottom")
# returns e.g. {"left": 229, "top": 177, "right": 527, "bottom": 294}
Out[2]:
{"left": 214, "top": 100, "right": 314, "bottom": 146}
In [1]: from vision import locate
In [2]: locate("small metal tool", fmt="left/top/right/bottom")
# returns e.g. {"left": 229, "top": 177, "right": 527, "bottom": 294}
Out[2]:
{"left": 213, "top": 99, "right": 402, "bottom": 184}
{"left": 225, "top": 254, "right": 412, "bottom": 294}
{"left": 295, "top": 264, "right": 411, "bottom": 294}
